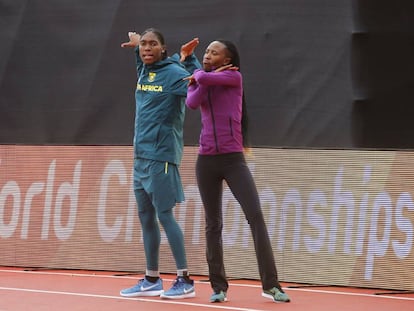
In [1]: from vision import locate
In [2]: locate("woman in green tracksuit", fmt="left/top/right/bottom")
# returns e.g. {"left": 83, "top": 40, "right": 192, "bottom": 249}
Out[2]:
{"left": 119, "top": 28, "right": 200, "bottom": 299}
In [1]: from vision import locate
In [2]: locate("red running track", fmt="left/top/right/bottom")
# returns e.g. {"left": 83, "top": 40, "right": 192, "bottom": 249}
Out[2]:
{"left": 1, "top": 267, "right": 413, "bottom": 311}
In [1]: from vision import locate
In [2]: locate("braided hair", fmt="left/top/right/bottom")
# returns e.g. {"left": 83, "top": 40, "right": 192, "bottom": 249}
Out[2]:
{"left": 216, "top": 40, "right": 250, "bottom": 148}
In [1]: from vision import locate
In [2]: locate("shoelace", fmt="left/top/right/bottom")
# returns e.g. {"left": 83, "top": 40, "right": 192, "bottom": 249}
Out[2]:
{"left": 172, "top": 278, "right": 184, "bottom": 287}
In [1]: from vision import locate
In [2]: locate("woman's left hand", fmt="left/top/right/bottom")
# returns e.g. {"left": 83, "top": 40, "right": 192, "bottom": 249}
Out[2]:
{"left": 180, "top": 38, "right": 200, "bottom": 62}
{"left": 215, "top": 64, "right": 239, "bottom": 72}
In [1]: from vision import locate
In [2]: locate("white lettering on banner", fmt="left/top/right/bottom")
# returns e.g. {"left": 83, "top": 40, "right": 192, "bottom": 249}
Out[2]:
{"left": 53, "top": 161, "right": 81, "bottom": 240}
{"left": 21, "top": 182, "right": 44, "bottom": 239}
{"left": 222, "top": 188, "right": 243, "bottom": 246}
{"left": 277, "top": 188, "right": 302, "bottom": 251}
{"left": 98, "top": 160, "right": 127, "bottom": 242}
{"left": 124, "top": 171, "right": 138, "bottom": 243}
{"left": 0, "top": 160, "right": 82, "bottom": 241}
{"left": 41, "top": 160, "right": 56, "bottom": 240}
{"left": 97, "top": 161, "right": 138, "bottom": 243}
{"left": 393, "top": 193, "right": 414, "bottom": 259}
{"left": 303, "top": 189, "right": 327, "bottom": 253}
{"left": 254, "top": 165, "right": 413, "bottom": 280}
{"left": 330, "top": 167, "right": 355, "bottom": 254}
{"left": 2, "top": 155, "right": 414, "bottom": 281}
{"left": 356, "top": 166, "right": 371, "bottom": 255}
{"left": 365, "top": 192, "right": 392, "bottom": 279}
{"left": 259, "top": 187, "right": 277, "bottom": 248}
{"left": 0, "top": 181, "right": 20, "bottom": 238}
{"left": 41, "top": 160, "right": 82, "bottom": 240}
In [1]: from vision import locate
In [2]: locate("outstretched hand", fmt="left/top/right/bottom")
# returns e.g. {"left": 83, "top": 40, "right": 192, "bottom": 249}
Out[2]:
{"left": 121, "top": 32, "right": 141, "bottom": 48}
{"left": 180, "top": 38, "right": 199, "bottom": 62}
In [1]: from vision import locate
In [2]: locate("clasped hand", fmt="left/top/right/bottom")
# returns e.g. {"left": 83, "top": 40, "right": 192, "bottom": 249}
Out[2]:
{"left": 184, "top": 64, "right": 239, "bottom": 86}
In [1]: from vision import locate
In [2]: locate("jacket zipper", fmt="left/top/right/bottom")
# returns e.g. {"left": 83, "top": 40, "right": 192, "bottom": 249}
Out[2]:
{"left": 208, "top": 89, "right": 219, "bottom": 153}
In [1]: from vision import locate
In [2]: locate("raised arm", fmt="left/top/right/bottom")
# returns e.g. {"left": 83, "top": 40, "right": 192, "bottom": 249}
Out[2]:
{"left": 180, "top": 37, "right": 201, "bottom": 74}
{"left": 121, "top": 32, "right": 143, "bottom": 71}
{"left": 193, "top": 69, "right": 242, "bottom": 87}
{"left": 180, "top": 38, "right": 199, "bottom": 61}
{"left": 121, "top": 31, "right": 140, "bottom": 48}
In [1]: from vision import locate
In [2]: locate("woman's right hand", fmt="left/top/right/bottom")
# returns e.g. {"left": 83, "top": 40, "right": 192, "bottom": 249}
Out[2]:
{"left": 121, "top": 32, "right": 141, "bottom": 48}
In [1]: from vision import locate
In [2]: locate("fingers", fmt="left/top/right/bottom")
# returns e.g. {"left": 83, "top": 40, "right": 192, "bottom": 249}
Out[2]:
{"left": 121, "top": 41, "right": 133, "bottom": 48}
{"left": 190, "top": 37, "right": 199, "bottom": 45}
{"left": 182, "top": 37, "right": 200, "bottom": 49}
{"left": 121, "top": 31, "right": 140, "bottom": 48}
{"left": 214, "top": 64, "right": 239, "bottom": 72}
{"left": 183, "top": 75, "right": 195, "bottom": 86}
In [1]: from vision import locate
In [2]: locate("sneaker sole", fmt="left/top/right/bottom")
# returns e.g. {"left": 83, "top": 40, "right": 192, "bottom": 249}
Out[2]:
{"left": 261, "top": 292, "right": 290, "bottom": 303}
{"left": 210, "top": 297, "right": 227, "bottom": 303}
{"left": 160, "top": 291, "right": 196, "bottom": 299}
{"left": 120, "top": 290, "right": 164, "bottom": 297}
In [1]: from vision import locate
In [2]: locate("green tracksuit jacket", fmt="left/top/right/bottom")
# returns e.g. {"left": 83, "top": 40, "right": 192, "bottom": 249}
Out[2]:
{"left": 133, "top": 49, "right": 200, "bottom": 165}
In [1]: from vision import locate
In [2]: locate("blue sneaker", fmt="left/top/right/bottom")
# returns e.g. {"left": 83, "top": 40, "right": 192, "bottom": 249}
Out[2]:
{"left": 120, "top": 278, "right": 163, "bottom": 297}
{"left": 262, "top": 287, "right": 290, "bottom": 303}
{"left": 210, "top": 290, "right": 227, "bottom": 302}
{"left": 160, "top": 277, "right": 195, "bottom": 299}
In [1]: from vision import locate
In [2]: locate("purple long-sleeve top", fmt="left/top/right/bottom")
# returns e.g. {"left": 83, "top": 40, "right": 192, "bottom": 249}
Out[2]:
{"left": 186, "top": 69, "right": 244, "bottom": 155}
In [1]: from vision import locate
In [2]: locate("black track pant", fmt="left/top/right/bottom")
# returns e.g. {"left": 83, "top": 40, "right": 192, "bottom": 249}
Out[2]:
{"left": 196, "top": 152, "right": 282, "bottom": 293}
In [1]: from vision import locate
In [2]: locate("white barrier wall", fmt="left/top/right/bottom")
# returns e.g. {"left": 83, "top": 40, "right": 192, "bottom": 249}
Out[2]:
{"left": 1, "top": 145, "right": 413, "bottom": 290}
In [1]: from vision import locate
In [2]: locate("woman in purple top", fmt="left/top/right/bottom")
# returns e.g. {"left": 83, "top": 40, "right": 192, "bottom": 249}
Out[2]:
{"left": 185, "top": 40, "right": 290, "bottom": 304}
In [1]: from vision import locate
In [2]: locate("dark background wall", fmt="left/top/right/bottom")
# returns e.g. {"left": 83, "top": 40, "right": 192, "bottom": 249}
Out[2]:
{"left": 351, "top": 0, "right": 414, "bottom": 149}
{"left": 0, "top": 0, "right": 413, "bottom": 149}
